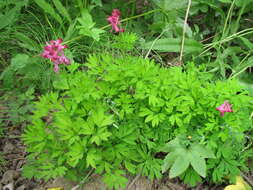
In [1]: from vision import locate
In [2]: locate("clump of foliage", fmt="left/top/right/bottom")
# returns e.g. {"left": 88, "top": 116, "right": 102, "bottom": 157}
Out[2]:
{"left": 1, "top": 0, "right": 253, "bottom": 189}
{"left": 0, "top": 54, "right": 56, "bottom": 92}
{"left": 0, "top": 89, "right": 34, "bottom": 129}
{"left": 23, "top": 53, "right": 253, "bottom": 189}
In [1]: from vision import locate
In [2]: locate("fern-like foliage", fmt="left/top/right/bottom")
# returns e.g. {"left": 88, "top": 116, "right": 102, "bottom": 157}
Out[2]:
{"left": 22, "top": 53, "right": 253, "bottom": 189}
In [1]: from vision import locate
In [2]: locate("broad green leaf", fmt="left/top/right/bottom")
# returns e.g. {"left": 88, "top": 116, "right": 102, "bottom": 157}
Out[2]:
{"left": 189, "top": 153, "right": 206, "bottom": 177}
{"left": 169, "top": 155, "right": 190, "bottom": 178}
{"left": 91, "top": 0, "right": 102, "bottom": 7}
{"left": 77, "top": 10, "right": 104, "bottom": 41}
{"left": 52, "top": 0, "right": 71, "bottom": 22}
{"left": 91, "top": 28, "right": 104, "bottom": 41}
{"left": 53, "top": 75, "right": 69, "bottom": 90}
{"left": 0, "top": 0, "right": 28, "bottom": 8}
{"left": 86, "top": 151, "right": 97, "bottom": 168}
{"left": 101, "top": 115, "right": 114, "bottom": 127}
{"left": 191, "top": 144, "right": 215, "bottom": 158}
{"left": 79, "top": 123, "right": 94, "bottom": 135}
{"left": 34, "top": 0, "right": 62, "bottom": 24}
{"left": 160, "top": 137, "right": 181, "bottom": 152}
{"left": 151, "top": 0, "right": 187, "bottom": 10}
{"left": 235, "top": 0, "right": 252, "bottom": 7}
{"left": 162, "top": 152, "right": 178, "bottom": 173}
{"left": 91, "top": 107, "right": 104, "bottom": 126}
{"left": 10, "top": 54, "right": 29, "bottom": 70}
{"left": 141, "top": 38, "right": 203, "bottom": 53}
{"left": 0, "top": 6, "right": 19, "bottom": 29}
{"left": 77, "top": 9, "right": 94, "bottom": 28}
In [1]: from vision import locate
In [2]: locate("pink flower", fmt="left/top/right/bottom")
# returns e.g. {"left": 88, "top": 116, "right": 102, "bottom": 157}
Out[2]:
{"left": 216, "top": 101, "right": 233, "bottom": 116}
{"left": 54, "top": 63, "right": 59, "bottom": 73}
{"left": 41, "top": 38, "right": 70, "bottom": 73}
{"left": 107, "top": 9, "right": 124, "bottom": 33}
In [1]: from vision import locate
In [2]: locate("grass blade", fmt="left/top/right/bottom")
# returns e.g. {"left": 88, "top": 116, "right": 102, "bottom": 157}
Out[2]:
{"left": 34, "top": 0, "right": 62, "bottom": 24}
{"left": 52, "top": 0, "right": 72, "bottom": 23}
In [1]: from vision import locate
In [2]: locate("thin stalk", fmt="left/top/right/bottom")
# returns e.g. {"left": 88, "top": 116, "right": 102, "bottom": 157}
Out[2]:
{"left": 229, "top": 51, "right": 253, "bottom": 79}
{"left": 45, "top": 14, "right": 57, "bottom": 39}
{"left": 179, "top": 0, "right": 192, "bottom": 63}
{"left": 199, "top": 28, "right": 253, "bottom": 57}
{"left": 206, "top": 27, "right": 253, "bottom": 47}
{"left": 232, "top": 3, "right": 245, "bottom": 34}
{"left": 220, "top": 0, "right": 236, "bottom": 44}
{"left": 145, "top": 28, "right": 169, "bottom": 59}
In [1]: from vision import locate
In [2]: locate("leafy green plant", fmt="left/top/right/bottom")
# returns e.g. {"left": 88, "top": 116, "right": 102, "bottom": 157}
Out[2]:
{"left": 0, "top": 54, "right": 56, "bottom": 92}
{"left": 0, "top": 88, "right": 35, "bottom": 129}
{"left": 112, "top": 32, "right": 138, "bottom": 51}
{"left": 22, "top": 53, "right": 253, "bottom": 189}
{"left": 77, "top": 9, "right": 104, "bottom": 41}
{"left": 0, "top": 0, "right": 28, "bottom": 30}
{"left": 161, "top": 136, "right": 215, "bottom": 181}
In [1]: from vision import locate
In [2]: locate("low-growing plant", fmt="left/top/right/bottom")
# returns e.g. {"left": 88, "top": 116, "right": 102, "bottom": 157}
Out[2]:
{"left": 0, "top": 53, "right": 57, "bottom": 92}
{"left": 22, "top": 53, "right": 253, "bottom": 189}
{"left": 0, "top": 88, "right": 35, "bottom": 129}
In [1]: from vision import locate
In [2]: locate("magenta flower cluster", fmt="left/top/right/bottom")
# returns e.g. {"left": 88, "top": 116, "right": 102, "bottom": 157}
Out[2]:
{"left": 216, "top": 100, "right": 233, "bottom": 116}
{"left": 107, "top": 9, "right": 124, "bottom": 33}
{"left": 41, "top": 38, "right": 70, "bottom": 73}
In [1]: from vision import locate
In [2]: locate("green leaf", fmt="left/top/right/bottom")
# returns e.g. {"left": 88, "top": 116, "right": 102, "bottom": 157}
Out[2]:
{"left": 0, "top": 6, "right": 20, "bottom": 29}
{"left": 239, "top": 37, "right": 253, "bottom": 50}
{"left": 191, "top": 144, "right": 215, "bottom": 159}
{"left": 124, "top": 161, "right": 136, "bottom": 174}
{"left": 160, "top": 137, "right": 181, "bottom": 152}
{"left": 86, "top": 151, "right": 97, "bottom": 168}
{"left": 103, "top": 170, "right": 128, "bottom": 190}
{"left": 169, "top": 155, "right": 190, "bottom": 178}
{"left": 34, "top": 0, "right": 62, "bottom": 24}
{"left": 162, "top": 152, "right": 178, "bottom": 173}
{"left": 181, "top": 167, "right": 202, "bottom": 187}
{"left": 15, "top": 32, "right": 40, "bottom": 51}
{"left": 77, "top": 9, "right": 94, "bottom": 28}
{"left": 141, "top": 38, "right": 203, "bottom": 53}
{"left": 52, "top": 0, "right": 71, "bottom": 23}
{"left": 10, "top": 54, "right": 29, "bottom": 70}
{"left": 91, "top": 28, "right": 104, "bottom": 41}
{"left": 218, "top": 0, "right": 232, "bottom": 3}
{"left": 53, "top": 75, "right": 69, "bottom": 90}
{"left": 79, "top": 123, "right": 94, "bottom": 135}
{"left": 77, "top": 9, "right": 104, "bottom": 41}
{"left": 91, "top": 0, "right": 102, "bottom": 7}
{"left": 151, "top": 0, "right": 187, "bottom": 10}
{"left": 101, "top": 115, "right": 114, "bottom": 127}
{"left": 189, "top": 153, "right": 206, "bottom": 177}
{"left": 235, "top": 0, "right": 252, "bottom": 6}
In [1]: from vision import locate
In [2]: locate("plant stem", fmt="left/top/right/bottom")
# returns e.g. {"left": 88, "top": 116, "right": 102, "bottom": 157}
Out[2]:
{"left": 179, "top": 0, "right": 192, "bottom": 63}
{"left": 198, "top": 28, "right": 253, "bottom": 57}
{"left": 220, "top": 0, "right": 236, "bottom": 44}
{"left": 145, "top": 28, "right": 168, "bottom": 59}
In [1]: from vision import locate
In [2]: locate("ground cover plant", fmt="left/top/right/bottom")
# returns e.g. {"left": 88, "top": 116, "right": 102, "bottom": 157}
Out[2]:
{"left": 0, "top": 0, "right": 253, "bottom": 190}
{"left": 23, "top": 54, "right": 253, "bottom": 189}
